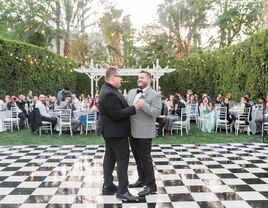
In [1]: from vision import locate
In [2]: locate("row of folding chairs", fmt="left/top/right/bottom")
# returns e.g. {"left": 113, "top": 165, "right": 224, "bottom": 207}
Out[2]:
{"left": 39, "top": 109, "right": 97, "bottom": 136}
{"left": 197, "top": 106, "right": 252, "bottom": 136}
{"left": 2, "top": 106, "right": 29, "bottom": 132}
{"left": 156, "top": 106, "right": 191, "bottom": 137}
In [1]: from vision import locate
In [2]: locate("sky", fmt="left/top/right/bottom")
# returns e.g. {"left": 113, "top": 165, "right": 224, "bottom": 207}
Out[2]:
{"left": 110, "top": 0, "right": 164, "bottom": 29}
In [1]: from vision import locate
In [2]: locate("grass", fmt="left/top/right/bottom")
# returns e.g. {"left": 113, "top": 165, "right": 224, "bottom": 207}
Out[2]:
{"left": 0, "top": 124, "right": 264, "bottom": 146}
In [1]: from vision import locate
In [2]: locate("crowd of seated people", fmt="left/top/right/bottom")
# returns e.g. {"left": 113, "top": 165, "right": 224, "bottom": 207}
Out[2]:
{"left": 155, "top": 90, "right": 268, "bottom": 136}
{"left": 0, "top": 88, "right": 268, "bottom": 136}
{"left": 0, "top": 88, "right": 99, "bottom": 135}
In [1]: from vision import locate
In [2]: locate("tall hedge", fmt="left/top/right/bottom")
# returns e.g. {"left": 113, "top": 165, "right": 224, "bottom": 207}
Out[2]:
{"left": 0, "top": 37, "right": 77, "bottom": 98}
{"left": 161, "top": 30, "right": 268, "bottom": 101}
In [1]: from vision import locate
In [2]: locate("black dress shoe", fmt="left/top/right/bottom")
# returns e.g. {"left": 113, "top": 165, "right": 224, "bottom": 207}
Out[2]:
{"left": 129, "top": 180, "right": 143, "bottom": 188}
{"left": 102, "top": 183, "right": 118, "bottom": 195}
{"left": 138, "top": 185, "right": 157, "bottom": 197}
{"left": 116, "top": 191, "right": 139, "bottom": 202}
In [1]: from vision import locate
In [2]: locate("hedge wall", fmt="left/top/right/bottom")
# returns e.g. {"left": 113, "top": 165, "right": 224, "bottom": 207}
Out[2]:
{"left": 0, "top": 37, "right": 77, "bottom": 98}
{"left": 160, "top": 30, "right": 268, "bottom": 101}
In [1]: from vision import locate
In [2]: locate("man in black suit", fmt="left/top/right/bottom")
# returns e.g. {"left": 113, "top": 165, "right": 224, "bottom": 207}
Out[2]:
{"left": 97, "top": 67, "right": 143, "bottom": 202}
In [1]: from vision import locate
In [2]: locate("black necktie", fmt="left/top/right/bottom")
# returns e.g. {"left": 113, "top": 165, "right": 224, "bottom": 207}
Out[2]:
{"left": 136, "top": 89, "right": 143, "bottom": 94}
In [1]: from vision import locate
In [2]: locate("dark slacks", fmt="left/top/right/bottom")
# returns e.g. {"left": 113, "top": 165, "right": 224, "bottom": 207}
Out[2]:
{"left": 103, "top": 137, "right": 129, "bottom": 194}
{"left": 130, "top": 137, "right": 156, "bottom": 187}
{"left": 41, "top": 116, "right": 57, "bottom": 129}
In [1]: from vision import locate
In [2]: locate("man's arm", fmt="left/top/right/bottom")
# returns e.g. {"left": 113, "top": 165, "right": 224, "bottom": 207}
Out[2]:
{"left": 102, "top": 92, "right": 136, "bottom": 121}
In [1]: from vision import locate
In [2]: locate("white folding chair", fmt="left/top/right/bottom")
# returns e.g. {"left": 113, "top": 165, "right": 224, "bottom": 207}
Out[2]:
{"left": 197, "top": 106, "right": 204, "bottom": 129}
{"left": 234, "top": 107, "right": 251, "bottom": 136}
{"left": 171, "top": 108, "right": 189, "bottom": 136}
{"left": 262, "top": 121, "right": 268, "bottom": 136}
{"left": 85, "top": 112, "right": 97, "bottom": 135}
{"left": 3, "top": 107, "right": 20, "bottom": 132}
{"left": 189, "top": 103, "right": 198, "bottom": 123}
{"left": 59, "top": 109, "right": 72, "bottom": 136}
{"left": 215, "top": 107, "right": 232, "bottom": 134}
{"left": 39, "top": 121, "right": 52, "bottom": 135}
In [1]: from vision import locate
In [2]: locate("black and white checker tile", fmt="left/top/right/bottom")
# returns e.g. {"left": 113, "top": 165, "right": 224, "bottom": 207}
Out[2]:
{"left": 0, "top": 143, "right": 268, "bottom": 207}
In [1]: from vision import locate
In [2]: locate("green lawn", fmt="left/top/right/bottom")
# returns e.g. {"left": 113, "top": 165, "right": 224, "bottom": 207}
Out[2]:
{"left": 0, "top": 124, "right": 265, "bottom": 146}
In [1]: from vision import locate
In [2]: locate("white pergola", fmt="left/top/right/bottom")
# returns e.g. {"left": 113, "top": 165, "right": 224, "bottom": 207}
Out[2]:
{"left": 74, "top": 59, "right": 176, "bottom": 97}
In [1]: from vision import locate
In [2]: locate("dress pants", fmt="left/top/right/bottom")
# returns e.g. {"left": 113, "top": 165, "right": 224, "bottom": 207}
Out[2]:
{"left": 130, "top": 137, "right": 156, "bottom": 187}
{"left": 103, "top": 137, "right": 129, "bottom": 194}
{"left": 41, "top": 116, "right": 57, "bottom": 130}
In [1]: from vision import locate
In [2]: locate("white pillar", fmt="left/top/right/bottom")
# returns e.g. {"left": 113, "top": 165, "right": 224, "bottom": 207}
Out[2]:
{"left": 91, "top": 77, "right": 94, "bottom": 98}
{"left": 156, "top": 75, "right": 159, "bottom": 91}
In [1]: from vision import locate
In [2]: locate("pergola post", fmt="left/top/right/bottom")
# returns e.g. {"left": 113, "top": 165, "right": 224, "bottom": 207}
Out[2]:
{"left": 90, "top": 77, "right": 94, "bottom": 98}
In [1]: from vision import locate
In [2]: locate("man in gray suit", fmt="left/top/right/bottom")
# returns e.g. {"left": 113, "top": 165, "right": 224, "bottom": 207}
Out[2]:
{"left": 126, "top": 70, "right": 162, "bottom": 197}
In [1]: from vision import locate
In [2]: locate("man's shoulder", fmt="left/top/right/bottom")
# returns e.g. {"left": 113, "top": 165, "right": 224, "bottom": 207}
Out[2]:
{"left": 147, "top": 88, "right": 161, "bottom": 98}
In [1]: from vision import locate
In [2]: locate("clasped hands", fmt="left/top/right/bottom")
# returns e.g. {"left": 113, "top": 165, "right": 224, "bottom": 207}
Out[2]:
{"left": 133, "top": 99, "right": 144, "bottom": 110}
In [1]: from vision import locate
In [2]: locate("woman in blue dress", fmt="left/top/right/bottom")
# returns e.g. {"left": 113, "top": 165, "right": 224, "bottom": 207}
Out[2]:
{"left": 200, "top": 96, "right": 215, "bottom": 133}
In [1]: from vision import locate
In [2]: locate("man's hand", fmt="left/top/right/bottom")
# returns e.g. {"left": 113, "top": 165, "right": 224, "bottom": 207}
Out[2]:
{"left": 133, "top": 99, "right": 144, "bottom": 110}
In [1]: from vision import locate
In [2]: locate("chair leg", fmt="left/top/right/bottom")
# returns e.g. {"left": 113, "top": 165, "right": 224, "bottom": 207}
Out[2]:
{"left": 247, "top": 126, "right": 250, "bottom": 136}
{"left": 59, "top": 125, "right": 61, "bottom": 136}
{"left": 39, "top": 128, "right": 41, "bottom": 136}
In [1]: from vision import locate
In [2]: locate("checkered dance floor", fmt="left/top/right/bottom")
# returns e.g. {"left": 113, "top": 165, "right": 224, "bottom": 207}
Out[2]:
{"left": 1, "top": 143, "right": 268, "bottom": 208}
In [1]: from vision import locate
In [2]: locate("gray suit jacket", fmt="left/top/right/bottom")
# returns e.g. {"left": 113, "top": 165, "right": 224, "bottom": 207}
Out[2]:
{"left": 126, "top": 87, "right": 162, "bottom": 138}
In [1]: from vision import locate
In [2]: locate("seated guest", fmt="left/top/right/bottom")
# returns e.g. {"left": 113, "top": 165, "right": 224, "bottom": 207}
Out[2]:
{"left": 237, "top": 96, "right": 252, "bottom": 133}
{"left": 187, "top": 94, "right": 197, "bottom": 106}
{"left": 226, "top": 93, "right": 235, "bottom": 109}
{"left": 256, "top": 96, "right": 266, "bottom": 108}
{"left": 164, "top": 94, "right": 186, "bottom": 134}
{"left": 255, "top": 104, "right": 268, "bottom": 135}
{"left": 35, "top": 94, "right": 57, "bottom": 129}
{"left": 4, "top": 95, "right": 11, "bottom": 109}
{"left": 200, "top": 96, "right": 215, "bottom": 133}
{"left": 48, "top": 96, "right": 58, "bottom": 110}
{"left": 26, "top": 90, "right": 33, "bottom": 109}
{"left": 215, "top": 94, "right": 223, "bottom": 106}
{"left": 244, "top": 93, "right": 254, "bottom": 106}
{"left": 60, "top": 96, "right": 82, "bottom": 133}
{"left": 17, "top": 95, "right": 29, "bottom": 127}
{"left": 79, "top": 98, "right": 98, "bottom": 134}
{"left": 221, "top": 97, "right": 235, "bottom": 125}
{"left": 165, "top": 95, "right": 174, "bottom": 115}
{"left": 239, "top": 96, "right": 252, "bottom": 121}
{"left": 156, "top": 102, "right": 168, "bottom": 137}
{"left": 72, "top": 94, "right": 81, "bottom": 110}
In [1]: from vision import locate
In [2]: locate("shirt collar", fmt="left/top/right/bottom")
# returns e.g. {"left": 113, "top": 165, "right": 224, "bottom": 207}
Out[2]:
{"left": 138, "top": 86, "right": 150, "bottom": 93}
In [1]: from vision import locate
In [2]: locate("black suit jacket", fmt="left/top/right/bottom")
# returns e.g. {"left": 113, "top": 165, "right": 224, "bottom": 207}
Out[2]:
{"left": 29, "top": 108, "right": 42, "bottom": 132}
{"left": 97, "top": 82, "right": 136, "bottom": 138}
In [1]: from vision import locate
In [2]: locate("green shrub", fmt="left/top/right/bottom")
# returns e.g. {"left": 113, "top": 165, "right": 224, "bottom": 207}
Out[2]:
{"left": 161, "top": 30, "right": 268, "bottom": 101}
{"left": 0, "top": 37, "right": 77, "bottom": 97}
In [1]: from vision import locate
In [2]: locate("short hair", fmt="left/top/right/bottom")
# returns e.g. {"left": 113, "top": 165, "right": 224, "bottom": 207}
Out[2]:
{"left": 140, "top": 70, "right": 152, "bottom": 79}
{"left": 105, "top": 67, "right": 119, "bottom": 80}
{"left": 243, "top": 96, "right": 249, "bottom": 102}
{"left": 64, "top": 87, "right": 70, "bottom": 91}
